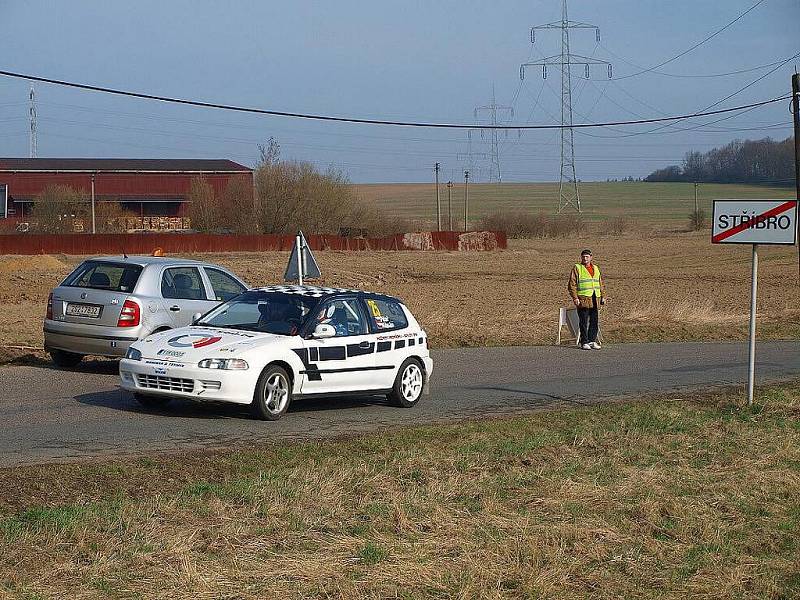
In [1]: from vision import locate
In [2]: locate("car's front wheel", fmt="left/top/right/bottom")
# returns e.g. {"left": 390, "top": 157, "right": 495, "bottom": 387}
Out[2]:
{"left": 252, "top": 365, "right": 292, "bottom": 421}
{"left": 50, "top": 349, "right": 83, "bottom": 368}
{"left": 388, "top": 358, "right": 425, "bottom": 408}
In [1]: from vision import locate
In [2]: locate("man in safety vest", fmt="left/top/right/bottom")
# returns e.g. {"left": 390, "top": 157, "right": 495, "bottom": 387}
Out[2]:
{"left": 567, "top": 249, "right": 607, "bottom": 350}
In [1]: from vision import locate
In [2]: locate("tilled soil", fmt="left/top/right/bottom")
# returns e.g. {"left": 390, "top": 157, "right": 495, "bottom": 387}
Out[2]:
{"left": 0, "top": 233, "right": 797, "bottom": 360}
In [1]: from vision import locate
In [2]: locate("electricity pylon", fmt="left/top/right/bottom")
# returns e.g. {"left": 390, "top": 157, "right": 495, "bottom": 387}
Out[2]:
{"left": 474, "top": 86, "right": 513, "bottom": 183}
{"left": 29, "top": 85, "right": 37, "bottom": 158}
{"left": 520, "top": 0, "right": 612, "bottom": 213}
{"left": 457, "top": 129, "right": 488, "bottom": 182}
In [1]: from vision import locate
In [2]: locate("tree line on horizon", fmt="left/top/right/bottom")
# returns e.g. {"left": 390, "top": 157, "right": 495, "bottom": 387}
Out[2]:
{"left": 644, "top": 136, "right": 794, "bottom": 186}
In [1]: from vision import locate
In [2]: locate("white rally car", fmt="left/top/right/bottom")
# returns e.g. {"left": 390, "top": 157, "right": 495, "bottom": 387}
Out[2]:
{"left": 119, "top": 285, "right": 433, "bottom": 420}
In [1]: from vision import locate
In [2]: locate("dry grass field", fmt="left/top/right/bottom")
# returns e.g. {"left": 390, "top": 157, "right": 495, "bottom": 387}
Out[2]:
{"left": 1, "top": 381, "right": 798, "bottom": 598}
{"left": 0, "top": 231, "right": 797, "bottom": 363}
{"left": 355, "top": 181, "right": 794, "bottom": 229}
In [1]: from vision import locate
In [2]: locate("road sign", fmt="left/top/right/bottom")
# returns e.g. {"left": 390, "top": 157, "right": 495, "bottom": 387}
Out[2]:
{"left": 711, "top": 198, "right": 798, "bottom": 407}
{"left": 284, "top": 231, "right": 321, "bottom": 285}
{"left": 712, "top": 199, "right": 798, "bottom": 245}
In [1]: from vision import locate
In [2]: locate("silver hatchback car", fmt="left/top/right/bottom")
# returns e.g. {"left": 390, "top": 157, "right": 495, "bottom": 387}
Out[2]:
{"left": 44, "top": 255, "right": 248, "bottom": 367}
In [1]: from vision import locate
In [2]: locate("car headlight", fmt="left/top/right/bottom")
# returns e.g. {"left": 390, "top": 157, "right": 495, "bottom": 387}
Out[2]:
{"left": 125, "top": 347, "right": 142, "bottom": 361}
{"left": 198, "top": 358, "right": 249, "bottom": 370}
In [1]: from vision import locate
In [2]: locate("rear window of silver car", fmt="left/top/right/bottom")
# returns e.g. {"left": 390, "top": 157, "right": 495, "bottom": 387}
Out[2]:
{"left": 62, "top": 261, "right": 143, "bottom": 293}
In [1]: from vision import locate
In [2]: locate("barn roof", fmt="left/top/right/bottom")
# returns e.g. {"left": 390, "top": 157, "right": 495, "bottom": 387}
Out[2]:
{"left": 0, "top": 158, "right": 252, "bottom": 173}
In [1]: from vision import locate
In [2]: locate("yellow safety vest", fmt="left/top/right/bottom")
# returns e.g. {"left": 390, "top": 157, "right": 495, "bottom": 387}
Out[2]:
{"left": 575, "top": 263, "right": 602, "bottom": 297}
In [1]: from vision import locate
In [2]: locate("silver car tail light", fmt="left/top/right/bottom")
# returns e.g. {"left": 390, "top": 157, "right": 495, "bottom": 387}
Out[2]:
{"left": 117, "top": 300, "right": 141, "bottom": 328}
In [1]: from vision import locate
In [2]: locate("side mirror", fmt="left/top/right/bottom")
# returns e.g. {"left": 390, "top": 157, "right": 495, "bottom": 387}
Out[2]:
{"left": 312, "top": 323, "right": 336, "bottom": 339}
{"left": 191, "top": 312, "right": 203, "bottom": 325}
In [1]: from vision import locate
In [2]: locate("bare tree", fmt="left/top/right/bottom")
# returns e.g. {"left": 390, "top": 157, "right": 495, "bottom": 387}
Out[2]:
{"left": 94, "top": 201, "right": 138, "bottom": 233}
{"left": 218, "top": 174, "right": 257, "bottom": 233}
{"left": 187, "top": 177, "right": 217, "bottom": 232}
{"left": 31, "top": 185, "right": 88, "bottom": 233}
{"left": 257, "top": 136, "right": 281, "bottom": 166}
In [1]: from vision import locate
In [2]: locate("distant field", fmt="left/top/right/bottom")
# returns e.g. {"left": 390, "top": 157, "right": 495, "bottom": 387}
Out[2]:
{"left": 354, "top": 182, "right": 794, "bottom": 229}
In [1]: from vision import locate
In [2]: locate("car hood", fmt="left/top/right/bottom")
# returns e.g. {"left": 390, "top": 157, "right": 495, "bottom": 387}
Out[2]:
{"left": 135, "top": 326, "right": 287, "bottom": 363}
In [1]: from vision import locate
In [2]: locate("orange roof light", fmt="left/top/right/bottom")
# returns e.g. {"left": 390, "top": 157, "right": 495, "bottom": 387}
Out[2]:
{"left": 152, "top": 247, "right": 165, "bottom": 257}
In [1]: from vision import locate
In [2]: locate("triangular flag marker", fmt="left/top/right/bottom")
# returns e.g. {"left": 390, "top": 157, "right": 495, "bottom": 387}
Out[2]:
{"left": 284, "top": 231, "right": 321, "bottom": 284}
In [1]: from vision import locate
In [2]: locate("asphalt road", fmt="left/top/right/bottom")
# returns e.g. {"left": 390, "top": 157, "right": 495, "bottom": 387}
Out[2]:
{"left": 1, "top": 341, "right": 798, "bottom": 466}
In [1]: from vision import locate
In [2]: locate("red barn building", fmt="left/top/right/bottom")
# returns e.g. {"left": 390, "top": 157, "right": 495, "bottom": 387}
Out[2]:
{"left": 0, "top": 158, "right": 253, "bottom": 228}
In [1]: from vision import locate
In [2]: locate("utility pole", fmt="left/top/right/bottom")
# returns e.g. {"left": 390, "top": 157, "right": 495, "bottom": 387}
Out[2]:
{"left": 434, "top": 162, "right": 441, "bottom": 231}
{"left": 474, "top": 85, "right": 514, "bottom": 183}
{"left": 447, "top": 181, "right": 453, "bottom": 231}
{"left": 694, "top": 182, "right": 699, "bottom": 214}
{"left": 521, "top": 0, "right": 612, "bottom": 213}
{"left": 29, "top": 85, "right": 37, "bottom": 159}
{"left": 792, "top": 72, "right": 800, "bottom": 282}
{"left": 463, "top": 170, "right": 470, "bottom": 232}
{"left": 91, "top": 173, "right": 96, "bottom": 234}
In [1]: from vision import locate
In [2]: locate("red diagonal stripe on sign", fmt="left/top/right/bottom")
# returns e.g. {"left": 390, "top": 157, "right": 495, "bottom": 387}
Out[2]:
{"left": 712, "top": 200, "right": 797, "bottom": 243}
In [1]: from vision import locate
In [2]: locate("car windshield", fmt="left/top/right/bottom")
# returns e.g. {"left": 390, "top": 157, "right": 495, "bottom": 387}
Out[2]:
{"left": 62, "top": 261, "right": 144, "bottom": 293}
{"left": 196, "top": 291, "right": 319, "bottom": 335}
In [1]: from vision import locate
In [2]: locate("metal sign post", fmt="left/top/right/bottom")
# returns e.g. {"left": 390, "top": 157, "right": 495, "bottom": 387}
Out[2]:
{"left": 296, "top": 233, "right": 304, "bottom": 285}
{"left": 284, "top": 231, "right": 321, "bottom": 284}
{"left": 712, "top": 199, "right": 798, "bottom": 405}
{"left": 747, "top": 244, "right": 758, "bottom": 406}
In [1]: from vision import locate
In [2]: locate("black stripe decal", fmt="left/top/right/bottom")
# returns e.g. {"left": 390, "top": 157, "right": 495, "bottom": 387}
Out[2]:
{"left": 301, "top": 365, "right": 394, "bottom": 375}
{"left": 319, "top": 346, "right": 346, "bottom": 361}
{"left": 291, "top": 348, "right": 309, "bottom": 365}
{"left": 377, "top": 341, "right": 392, "bottom": 352}
{"left": 347, "top": 342, "right": 375, "bottom": 357}
{"left": 309, "top": 347, "right": 319, "bottom": 362}
{"left": 394, "top": 340, "right": 405, "bottom": 349}
{"left": 408, "top": 338, "right": 415, "bottom": 346}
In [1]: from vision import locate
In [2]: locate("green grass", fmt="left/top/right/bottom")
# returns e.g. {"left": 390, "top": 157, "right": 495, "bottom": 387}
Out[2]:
{"left": 1, "top": 381, "right": 799, "bottom": 598}
{"left": 355, "top": 181, "right": 793, "bottom": 227}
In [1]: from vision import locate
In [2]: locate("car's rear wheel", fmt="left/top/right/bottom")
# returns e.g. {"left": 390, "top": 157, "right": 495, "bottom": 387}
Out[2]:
{"left": 252, "top": 365, "right": 292, "bottom": 421}
{"left": 388, "top": 358, "right": 425, "bottom": 408}
{"left": 50, "top": 349, "right": 83, "bottom": 368}
{"left": 134, "top": 392, "right": 171, "bottom": 408}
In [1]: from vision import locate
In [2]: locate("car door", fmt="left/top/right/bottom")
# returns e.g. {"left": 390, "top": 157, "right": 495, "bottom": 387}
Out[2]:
{"left": 159, "top": 266, "right": 218, "bottom": 328}
{"left": 203, "top": 267, "right": 248, "bottom": 302}
{"left": 301, "top": 297, "right": 377, "bottom": 395}
{"left": 363, "top": 296, "right": 416, "bottom": 390}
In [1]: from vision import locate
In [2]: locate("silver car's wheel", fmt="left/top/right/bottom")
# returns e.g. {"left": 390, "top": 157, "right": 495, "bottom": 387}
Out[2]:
{"left": 388, "top": 358, "right": 425, "bottom": 408}
{"left": 252, "top": 365, "right": 292, "bottom": 421}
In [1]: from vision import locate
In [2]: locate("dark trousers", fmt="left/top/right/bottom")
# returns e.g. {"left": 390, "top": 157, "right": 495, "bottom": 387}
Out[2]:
{"left": 577, "top": 294, "right": 599, "bottom": 344}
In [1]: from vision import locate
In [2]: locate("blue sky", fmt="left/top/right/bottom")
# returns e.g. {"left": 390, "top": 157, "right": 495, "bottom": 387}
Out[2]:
{"left": 0, "top": 0, "right": 796, "bottom": 182}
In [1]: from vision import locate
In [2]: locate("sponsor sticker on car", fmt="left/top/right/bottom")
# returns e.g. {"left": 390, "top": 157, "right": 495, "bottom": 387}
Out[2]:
{"left": 167, "top": 334, "right": 222, "bottom": 349}
{"left": 157, "top": 349, "right": 186, "bottom": 358}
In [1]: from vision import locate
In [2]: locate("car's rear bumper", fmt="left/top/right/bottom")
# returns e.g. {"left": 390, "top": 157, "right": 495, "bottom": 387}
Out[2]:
{"left": 44, "top": 320, "right": 140, "bottom": 357}
{"left": 119, "top": 358, "right": 258, "bottom": 404}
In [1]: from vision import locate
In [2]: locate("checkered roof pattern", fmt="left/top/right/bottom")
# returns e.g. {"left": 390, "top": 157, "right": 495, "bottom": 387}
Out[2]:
{"left": 253, "top": 285, "right": 366, "bottom": 298}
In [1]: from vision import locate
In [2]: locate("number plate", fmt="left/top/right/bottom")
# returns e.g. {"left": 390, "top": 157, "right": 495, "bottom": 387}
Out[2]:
{"left": 66, "top": 303, "right": 102, "bottom": 318}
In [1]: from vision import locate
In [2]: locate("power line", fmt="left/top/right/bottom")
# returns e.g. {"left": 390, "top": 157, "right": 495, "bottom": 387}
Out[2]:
{"left": 601, "top": 45, "right": 789, "bottom": 79}
{"left": 575, "top": 49, "right": 800, "bottom": 140}
{"left": 611, "top": 0, "right": 768, "bottom": 80}
{"left": 0, "top": 68, "right": 788, "bottom": 130}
